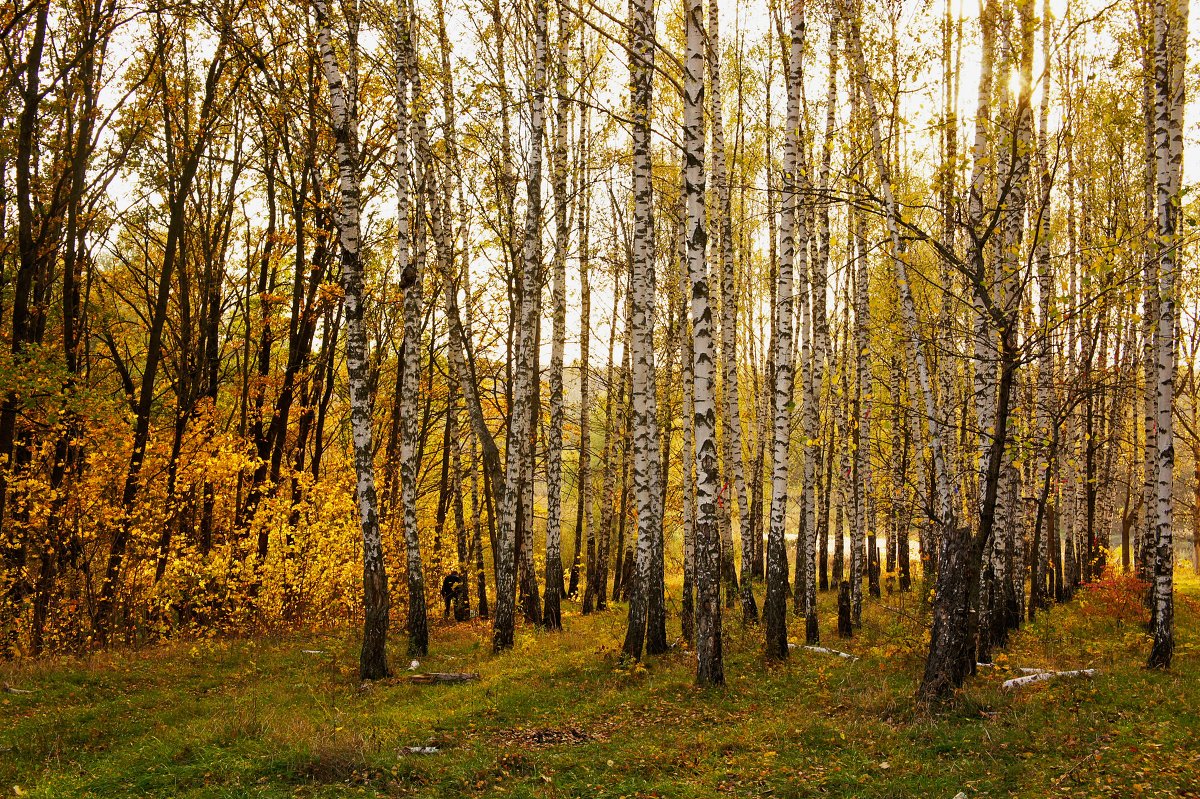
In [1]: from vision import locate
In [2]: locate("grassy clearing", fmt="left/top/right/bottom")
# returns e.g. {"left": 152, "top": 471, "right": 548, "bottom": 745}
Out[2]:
{"left": 2, "top": 574, "right": 1199, "bottom": 798}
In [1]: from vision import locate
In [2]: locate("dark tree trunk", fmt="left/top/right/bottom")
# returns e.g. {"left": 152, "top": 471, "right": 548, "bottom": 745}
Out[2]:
{"left": 837, "top": 581, "right": 853, "bottom": 638}
{"left": 918, "top": 322, "right": 1018, "bottom": 703}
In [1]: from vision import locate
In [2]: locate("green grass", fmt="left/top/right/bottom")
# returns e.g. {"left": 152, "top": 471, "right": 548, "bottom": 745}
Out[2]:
{"left": 3, "top": 574, "right": 1199, "bottom": 798}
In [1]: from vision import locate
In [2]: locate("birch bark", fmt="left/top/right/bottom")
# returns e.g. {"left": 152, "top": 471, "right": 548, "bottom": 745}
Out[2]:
{"left": 764, "top": 0, "right": 805, "bottom": 661}
{"left": 398, "top": 12, "right": 428, "bottom": 655}
{"left": 841, "top": 0, "right": 960, "bottom": 698}
{"left": 543, "top": 0, "right": 572, "bottom": 631}
{"left": 314, "top": 0, "right": 389, "bottom": 678}
{"left": 494, "top": 0, "right": 549, "bottom": 650}
{"left": 802, "top": 7, "right": 837, "bottom": 643}
{"left": 1148, "top": 0, "right": 1188, "bottom": 669}
{"left": 685, "top": 0, "right": 723, "bottom": 683}
{"left": 708, "top": 0, "right": 755, "bottom": 626}
{"left": 570, "top": 65, "right": 592, "bottom": 601}
{"left": 622, "top": 0, "right": 667, "bottom": 660}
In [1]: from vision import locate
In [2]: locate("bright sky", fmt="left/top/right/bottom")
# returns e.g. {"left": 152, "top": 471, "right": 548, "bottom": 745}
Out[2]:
{"left": 95, "top": 0, "right": 1200, "bottom": 370}
{"left": 539, "top": 0, "right": 1200, "bottom": 369}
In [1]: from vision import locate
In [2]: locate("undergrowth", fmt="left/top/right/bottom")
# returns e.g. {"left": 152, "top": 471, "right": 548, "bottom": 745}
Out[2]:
{"left": 2, "top": 572, "right": 1197, "bottom": 798}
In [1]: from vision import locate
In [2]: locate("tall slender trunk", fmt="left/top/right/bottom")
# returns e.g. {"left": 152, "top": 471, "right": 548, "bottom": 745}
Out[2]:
{"left": 569, "top": 73, "right": 592, "bottom": 600}
{"left": 794, "top": 190, "right": 812, "bottom": 616}
{"left": 764, "top": 0, "right": 804, "bottom": 661}
{"left": 932, "top": 0, "right": 961, "bottom": 586}
{"left": 470, "top": 433, "right": 489, "bottom": 618}
{"left": 681, "top": 262, "right": 697, "bottom": 645}
{"left": 684, "top": 0, "right": 722, "bottom": 684}
{"left": 519, "top": 356, "right": 542, "bottom": 625}
{"left": 800, "top": 6, "right": 837, "bottom": 643}
{"left": 543, "top": 0, "right": 573, "bottom": 631}
{"left": 971, "top": 1, "right": 1001, "bottom": 662}
{"left": 842, "top": 0, "right": 959, "bottom": 699}
{"left": 1031, "top": 0, "right": 1055, "bottom": 618}
{"left": 622, "top": 0, "right": 666, "bottom": 660}
{"left": 819, "top": 411, "right": 834, "bottom": 592}
{"left": 1138, "top": 2, "right": 1158, "bottom": 585}
{"left": 610, "top": 350, "right": 631, "bottom": 606}
{"left": 832, "top": 297, "right": 851, "bottom": 589}
{"left": 315, "top": 0, "right": 388, "bottom": 679}
{"left": 495, "top": 0, "right": 549, "bottom": 651}
{"left": 398, "top": 14, "right": 429, "bottom": 656}
{"left": 1147, "top": 0, "right": 1187, "bottom": 669}
{"left": 851, "top": 206, "right": 870, "bottom": 627}
{"left": 706, "top": 0, "right": 755, "bottom": 626}
{"left": 755, "top": 63, "right": 779, "bottom": 585}
{"left": 449, "top": 380, "right": 471, "bottom": 620}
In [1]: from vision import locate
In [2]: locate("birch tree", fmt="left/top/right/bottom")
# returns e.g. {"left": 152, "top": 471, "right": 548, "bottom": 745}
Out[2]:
{"left": 314, "top": 0, "right": 388, "bottom": 679}
{"left": 1147, "top": 0, "right": 1188, "bottom": 670}
{"left": 622, "top": 0, "right": 667, "bottom": 661}
{"left": 543, "top": 0, "right": 573, "bottom": 632}
{"left": 841, "top": 0, "right": 960, "bottom": 699}
{"left": 707, "top": 0, "right": 754, "bottom": 626}
{"left": 569, "top": 51, "right": 593, "bottom": 601}
{"left": 684, "top": 0, "right": 723, "bottom": 684}
{"left": 802, "top": 4, "right": 838, "bottom": 644}
{"left": 494, "top": 0, "right": 549, "bottom": 652}
{"left": 764, "top": 0, "right": 804, "bottom": 661}
{"left": 396, "top": 4, "right": 431, "bottom": 657}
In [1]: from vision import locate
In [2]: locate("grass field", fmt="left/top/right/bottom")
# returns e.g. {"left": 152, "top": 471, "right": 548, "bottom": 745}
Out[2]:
{"left": 3, "top": 573, "right": 1199, "bottom": 798}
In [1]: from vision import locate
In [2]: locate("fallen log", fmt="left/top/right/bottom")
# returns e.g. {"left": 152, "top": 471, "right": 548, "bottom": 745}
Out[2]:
{"left": 800, "top": 645, "right": 858, "bottom": 661}
{"left": 1002, "top": 669, "right": 1096, "bottom": 690}
{"left": 401, "top": 672, "right": 480, "bottom": 684}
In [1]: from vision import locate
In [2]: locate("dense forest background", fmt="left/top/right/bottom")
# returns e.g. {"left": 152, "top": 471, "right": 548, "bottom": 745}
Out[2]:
{"left": 0, "top": 0, "right": 1196, "bottom": 699}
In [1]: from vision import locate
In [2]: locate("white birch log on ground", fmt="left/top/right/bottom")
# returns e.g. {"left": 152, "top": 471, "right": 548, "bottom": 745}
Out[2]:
{"left": 402, "top": 672, "right": 481, "bottom": 684}
{"left": 799, "top": 645, "right": 858, "bottom": 661}
{"left": 1002, "top": 669, "right": 1095, "bottom": 690}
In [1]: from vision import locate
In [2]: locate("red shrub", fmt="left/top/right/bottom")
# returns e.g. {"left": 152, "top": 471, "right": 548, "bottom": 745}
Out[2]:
{"left": 1077, "top": 570, "right": 1150, "bottom": 624}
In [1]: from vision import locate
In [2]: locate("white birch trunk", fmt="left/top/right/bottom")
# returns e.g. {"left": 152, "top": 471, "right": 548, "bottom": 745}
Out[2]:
{"left": 1139, "top": 4, "right": 1159, "bottom": 583}
{"left": 801, "top": 8, "right": 837, "bottom": 643}
{"left": 684, "top": 0, "right": 723, "bottom": 683}
{"left": 681, "top": 269, "right": 698, "bottom": 646}
{"left": 1148, "top": 0, "right": 1188, "bottom": 669}
{"left": 570, "top": 68, "right": 592, "bottom": 601}
{"left": 314, "top": 0, "right": 389, "bottom": 679}
{"left": 764, "top": 0, "right": 805, "bottom": 660}
{"left": 494, "top": 0, "right": 549, "bottom": 650}
{"left": 543, "top": 0, "right": 571, "bottom": 631}
{"left": 1031, "top": 0, "right": 1054, "bottom": 615}
{"left": 852, "top": 208, "right": 870, "bottom": 628}
{"left": 707, "top": 0, "right": 754, "bottom": 625}
{"left": 398, "top": 15, "right": 429, "bottom": 656}
{"left": 622, "top": 0, "right": 666, "bottom": 660}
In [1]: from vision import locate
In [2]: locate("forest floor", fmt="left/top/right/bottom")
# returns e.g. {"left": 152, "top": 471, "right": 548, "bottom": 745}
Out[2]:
{"left": 3, "top": 573, "right": 1200, "bottom": 799}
